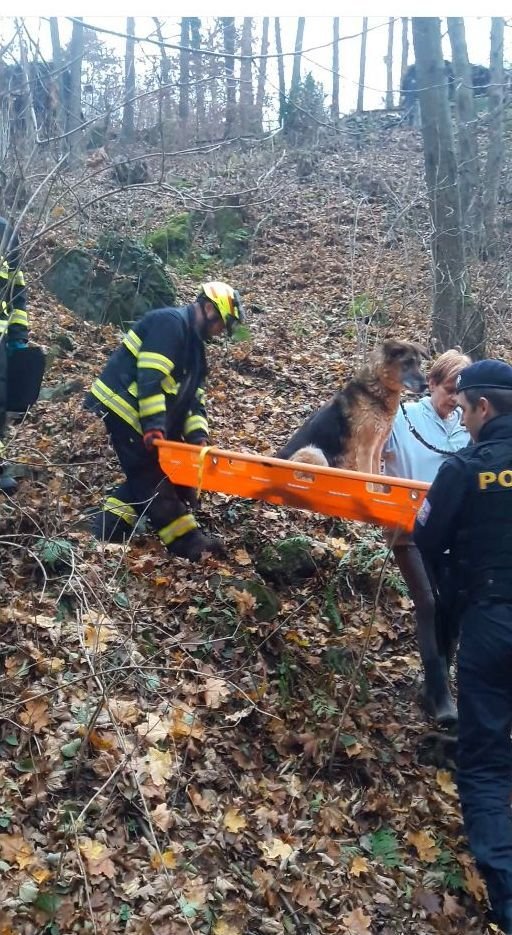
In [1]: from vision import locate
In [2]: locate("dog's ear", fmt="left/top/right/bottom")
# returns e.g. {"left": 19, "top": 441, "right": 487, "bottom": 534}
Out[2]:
{"left": 411, "top": 341, "right": 430, "bottom": 360}
{"left": 381, "top": 338, "right": 405, "bottom": 357}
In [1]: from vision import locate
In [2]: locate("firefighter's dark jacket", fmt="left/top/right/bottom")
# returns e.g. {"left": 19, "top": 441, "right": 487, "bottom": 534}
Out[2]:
{"left": 85, "top": 305, "right": 209, "bottom": 443}
{"left": 414, "top": 414, "right": 512, "bottom": 604}
{"left": 0, "top": 217, "right": 28, "bottom": 344}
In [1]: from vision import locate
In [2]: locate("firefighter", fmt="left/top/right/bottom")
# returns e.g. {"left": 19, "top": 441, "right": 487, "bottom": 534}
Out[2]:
{"left": 85, "top": 281, "right": 244, "bottom": 562}
{"left": 0, "top": 216, "right": 28, "bottom": 494}
{"left": 414, "top": 359, "right": 512, "bottom": 934}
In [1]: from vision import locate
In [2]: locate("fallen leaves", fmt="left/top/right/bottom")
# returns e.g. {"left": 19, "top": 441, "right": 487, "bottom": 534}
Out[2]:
{"left": 135, "top": 712, "right": 171, "bottom": 744}
{"left": 169, "top": 704, "right": 204, "bottom": 740}
{"left": 349, "top": 855, "right": 369, "bottom": 877}
{"left": 20, "top": 698, "right": 50, "bottom": 733}
{"left": 213, "top": 921, "right": 241, "bottom": 935}
{"left": 108, "top": 698, "right": 140, "bottom": 725}
{"left": 226, "top": 586, "right": 257, "bottom": 617}
{"left": 436, "top": 769, "right": 458, "bottom": 797}
{"left": 223, "top": 808, "right": 247, "bottom": 833}
{"left": 407, "top": 829, "right": 440, "bottom": 863}
{"left": 342, "top": 907, "right": 372, "bottom": 933}
{"left": 412, "top": 885, "right": 441, "bottom": 915}
{"left": 463, "top": 865, "right": 487, "bottom": 902}
{"left": 83, "top": 617, "right": 119, "bottom": 653}
{"left": 204, "top": 676, "right": 231, "bottom": 708}
{"left": 0, "top": 834, "right": 35, "bottom": 869}
{"left": 151, "top": 803, "right": 173, "bottom": 832}
{"left": 233, "top": 549, "right": 252, "bottom": 566}
{"left": 79, "top": 838, "right": 116, "bottom": 878}
{"left": 150, "top": 848, "right": 177, "bottom": 870}
{"left": 260, "top": 838, "right": 294, "bottom": 861}
{"left": 0, "top": 140, "right": 498, "bottom": 935}
{"left": 145, "top": 748, "right": 174, "bottom": 787}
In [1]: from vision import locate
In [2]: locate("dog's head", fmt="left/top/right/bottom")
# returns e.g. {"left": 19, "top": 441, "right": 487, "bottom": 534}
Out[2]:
{"left": 379, "top": 339, "right": 429, "bottom": 392}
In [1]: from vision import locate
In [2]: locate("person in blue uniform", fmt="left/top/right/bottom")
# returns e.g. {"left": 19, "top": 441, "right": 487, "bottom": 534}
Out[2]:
{"left": 414, "top": 359, "right": 512, "bottom": 934}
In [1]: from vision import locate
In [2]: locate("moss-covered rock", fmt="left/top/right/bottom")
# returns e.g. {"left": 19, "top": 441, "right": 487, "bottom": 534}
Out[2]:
{"left": 144, "top": 213, "right": 192, "bottom": 263}
{"left": 43, "top": 235, "right": 176, "bottom": 327}
{"left": 222, "top": 577, "right": 281, "bottom": 623}
{"left": 214, "top": 207, "right": 251, "bottom": 264}
{"left": 220, "top": 228, "right": 251, "bottom": 264}
{"left": 255, "top": 537, "right": 318, "bottom": 586}
{"left": 214, "top": 206, "right": 244, "bottom": 240}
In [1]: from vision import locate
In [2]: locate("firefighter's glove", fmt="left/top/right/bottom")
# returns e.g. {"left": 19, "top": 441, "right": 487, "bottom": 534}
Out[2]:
{"left": 143, "top": 429, "right": 165, "bottom": 452}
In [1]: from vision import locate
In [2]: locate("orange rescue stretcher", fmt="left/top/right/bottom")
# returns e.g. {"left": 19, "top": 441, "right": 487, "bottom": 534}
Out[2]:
{"left": 157, "top": 440, "right": 430, "bottom": 533}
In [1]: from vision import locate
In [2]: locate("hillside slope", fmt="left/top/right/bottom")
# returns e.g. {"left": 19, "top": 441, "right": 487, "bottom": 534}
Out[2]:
{"left": 0, "top": 127, "right": 509, "bottom": 933}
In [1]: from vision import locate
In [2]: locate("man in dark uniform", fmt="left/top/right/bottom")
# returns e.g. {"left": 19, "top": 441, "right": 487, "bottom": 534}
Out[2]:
{"left": 414, "top": 359, "right": 512, "bottom": 934}
{"left": 0, "top": 216, "right": 29, "bottom": 494}
{"left": 85, "top": 281, "right": 244, "bottom": 562}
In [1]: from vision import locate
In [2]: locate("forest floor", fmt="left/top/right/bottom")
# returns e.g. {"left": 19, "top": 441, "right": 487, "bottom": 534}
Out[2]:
{"left": 0, "top": 121, "right": 511, "bottom": 935}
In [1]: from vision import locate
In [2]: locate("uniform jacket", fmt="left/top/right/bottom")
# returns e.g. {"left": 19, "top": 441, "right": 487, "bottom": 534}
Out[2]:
{"left": 85, "top": 305, "right": 209, "bottom": 443}
{"left": 0, "top": 217, "right": 28, "bottom": 344}
{"left": 414, "top": 414, "right": 512, "bottom": 603}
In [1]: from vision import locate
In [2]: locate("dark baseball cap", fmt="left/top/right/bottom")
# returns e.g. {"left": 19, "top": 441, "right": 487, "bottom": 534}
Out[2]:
{"left": 456, "top": 359, "right": 512, "bottom": 392}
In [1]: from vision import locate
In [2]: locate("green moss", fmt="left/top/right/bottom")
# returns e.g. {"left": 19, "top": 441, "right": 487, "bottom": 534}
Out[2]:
{"left": 214, "top": 206, "right": 244, "bottom": 240}
{"left": 256, "top": 537, "right": 317, "bottom": 586}
{"left": 220, "top": 228, "right": 251, "bottom": 264}
{"left": 43, "top": 236, "right": 176, "bottom": 328}
{"left": 144, "top": 213, "right": 192, "bottom": 263}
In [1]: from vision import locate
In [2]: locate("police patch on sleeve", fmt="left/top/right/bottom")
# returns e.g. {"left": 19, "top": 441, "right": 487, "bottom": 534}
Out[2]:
{"left": 416, "top": 498, "right": 431, "bottom": 526}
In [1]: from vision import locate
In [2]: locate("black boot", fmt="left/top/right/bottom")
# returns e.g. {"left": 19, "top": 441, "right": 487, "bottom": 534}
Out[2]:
{"left": 91, "top": 510, "right": 134, "bottom": 544}
{"left": 168, "top": 529, "right": 226, "bottom": 562}
{"left": 0, "top": 463, "right": 17, "bottom": 494}
{"left": 420, "top": 657, "right": 457, "bottom": 726}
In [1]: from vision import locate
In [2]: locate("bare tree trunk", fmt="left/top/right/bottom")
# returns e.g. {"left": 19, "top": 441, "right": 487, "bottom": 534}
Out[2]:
{"left": 385, "top": 18, "right": 394, "bottom": 108}
{"left": 121, "top": 17, "right": 136, "bottom": 142}
{"left": 206, "top": 24, "right": 219, "bottom": 124}
{"left": 240, "top": 17, "right": 254, "bottom": 135}
{"left": 153, "top": 17, "right": 171, "bottom": 122}
{"left": 49, "top": 17, "right": 66, "bottom": 136}
{"left": 255, "top": 17, "right": 269, "bottom": 133}
{"left": 447, "top": 17, "right": 484, "bottom": 258}
{"left": 290, "top": 17, "right": 305, "bottom": 103}
{"left": 412, "top": 17, "right": 482, "bottom": 356}
{"left": 283, "top": 16, "right": 306, "bottom": 133}
{"left": 332, "top": 17, "right": 340, "bottom": 123}
{"left": 14, "top": 21, "right": 36, "bottom": 148}
{"left": 179, "top": 18, "right": 190, "bottom": 125}
{"left": 67, "top": 16, "right": 84, "bottom": 166}
{"left": 274, "top": 18, "right": 286, "bottom": 127}
{"left": 357, "top": 17, "right": 368, "bottom": 112}
{"left": 401, "top": 17, "right": 409, "bottom": 83}
{"left": 190, "top": 18, "right": 205, "bottom": 134}
{"left": 483, "top": 16, "right": 505, "bottom": 256}
{"left": 222, "top": 17, "right": 236, "bottom": 138}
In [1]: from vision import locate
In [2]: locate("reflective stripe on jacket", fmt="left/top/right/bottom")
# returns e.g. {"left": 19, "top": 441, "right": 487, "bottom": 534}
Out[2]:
{"left": 0, "top": 217, "right": 28, "bottom": 344}
{"left": 85, "top": 305, "right": 209, "bottom": 442}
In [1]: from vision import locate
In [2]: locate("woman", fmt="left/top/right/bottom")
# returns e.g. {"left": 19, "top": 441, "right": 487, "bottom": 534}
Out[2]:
{"left": 383, "top": 349, "right": 471, "bottom": 725}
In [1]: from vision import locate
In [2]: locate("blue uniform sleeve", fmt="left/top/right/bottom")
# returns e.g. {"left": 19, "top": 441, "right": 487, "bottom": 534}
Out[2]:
{"left": 413, "top": 456, "right": 470, "bottom": 563}
{"left": 136, "top": 314, "right": 185, "bottom": 435}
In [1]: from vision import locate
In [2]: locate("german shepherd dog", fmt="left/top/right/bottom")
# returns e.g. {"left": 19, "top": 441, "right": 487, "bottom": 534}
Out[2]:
{"left": 276, "top": 339, "right": 428, "bottom": 475}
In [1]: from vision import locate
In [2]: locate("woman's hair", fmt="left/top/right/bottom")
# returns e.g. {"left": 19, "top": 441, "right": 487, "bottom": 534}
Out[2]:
{"left": 429, "top": 348, "right": 472, "bottom": 385}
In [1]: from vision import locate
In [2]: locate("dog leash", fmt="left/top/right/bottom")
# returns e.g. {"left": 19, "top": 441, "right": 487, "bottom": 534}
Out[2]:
{"left": 399, "top": 401, "right": 457, "bottom": 457}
